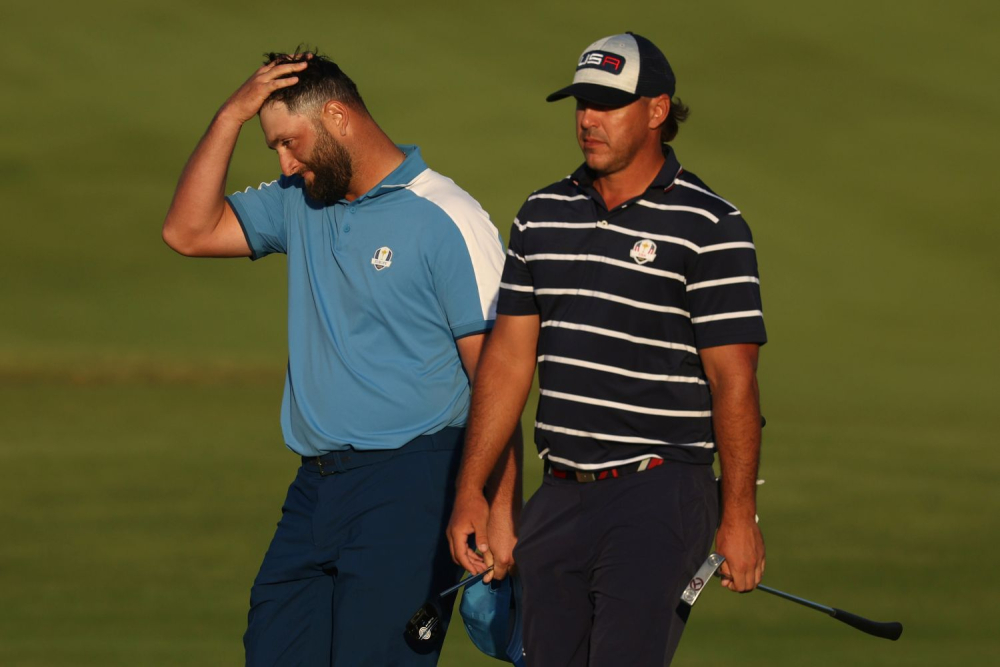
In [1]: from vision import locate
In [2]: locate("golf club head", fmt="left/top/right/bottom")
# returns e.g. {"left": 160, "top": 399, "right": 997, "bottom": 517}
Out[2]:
{"left": 680, "top": 552, "right": 725, "bottom": 607}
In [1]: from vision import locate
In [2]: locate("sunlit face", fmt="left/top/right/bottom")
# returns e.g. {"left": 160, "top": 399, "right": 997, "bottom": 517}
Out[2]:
{"left": 575, "top": 98, "right": 653, "bottom": 175}
{"left": 260, "top": 102, "right": 353, "bottom": 204}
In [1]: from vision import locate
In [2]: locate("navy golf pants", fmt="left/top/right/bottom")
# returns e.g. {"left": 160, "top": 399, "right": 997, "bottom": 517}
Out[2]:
{"left": 244, "top": 429, "right": 464, "bottom": 666}
{"left": 514, "top": 461, "right": 719, "bottom": 667}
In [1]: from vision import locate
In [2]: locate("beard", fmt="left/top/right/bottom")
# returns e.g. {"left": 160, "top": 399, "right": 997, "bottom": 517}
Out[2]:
{"left": 302, "top": 123, "right": 354, "bottom": 205}
{"left": 579, "top": 130, "right": 646, "bottom": 177}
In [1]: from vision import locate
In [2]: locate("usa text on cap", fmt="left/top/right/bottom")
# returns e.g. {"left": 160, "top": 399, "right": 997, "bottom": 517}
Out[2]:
{"left": 546, "top": 32, "right": 676, "bottom": 107}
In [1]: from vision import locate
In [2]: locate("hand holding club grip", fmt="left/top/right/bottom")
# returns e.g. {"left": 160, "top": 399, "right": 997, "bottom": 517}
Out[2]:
{"left": 684, "top": 553, "right": 904, "bottom": 642}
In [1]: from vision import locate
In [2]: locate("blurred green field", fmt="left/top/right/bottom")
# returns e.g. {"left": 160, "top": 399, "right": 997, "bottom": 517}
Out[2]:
{"left": 2, "top": 0, "right": 998, "bottom": 665}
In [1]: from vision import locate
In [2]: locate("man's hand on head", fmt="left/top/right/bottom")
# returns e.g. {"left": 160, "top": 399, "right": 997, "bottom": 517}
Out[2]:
{"left": 219, "top": 56, "right": 310, "bottom": 126}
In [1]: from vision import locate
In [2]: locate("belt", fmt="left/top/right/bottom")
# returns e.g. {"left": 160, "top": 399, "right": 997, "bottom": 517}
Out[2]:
{"left": 301, "top": 427, "right": 463, "bottom": 476}
{"left": 545, "top": 457, "right": 664, "bottom": 483}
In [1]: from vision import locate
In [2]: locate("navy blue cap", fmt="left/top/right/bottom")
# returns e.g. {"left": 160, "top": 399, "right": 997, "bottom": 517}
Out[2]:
{"left": 547, "top": 32, "right": 676, "bottom": 106}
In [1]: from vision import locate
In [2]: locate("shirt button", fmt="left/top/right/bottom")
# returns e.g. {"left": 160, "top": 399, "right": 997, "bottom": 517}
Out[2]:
{"left": 348, "top": 208, "right": 355, "bottom": 214}
{"left": 344, "top": 225, "right": 351, "bottom": 232}
{"left": 597, "top": 220, "right": 609, "bottom": 227}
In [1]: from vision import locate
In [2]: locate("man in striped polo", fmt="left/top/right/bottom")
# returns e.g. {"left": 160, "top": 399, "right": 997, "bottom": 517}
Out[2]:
{"left": 447, "top": 32, "right": 767, "bottom": 665}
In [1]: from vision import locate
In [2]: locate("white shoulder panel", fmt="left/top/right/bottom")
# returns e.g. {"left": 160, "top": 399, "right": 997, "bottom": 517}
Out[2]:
{"left": 409, "top": 169, "right": 505, "bottom": 320}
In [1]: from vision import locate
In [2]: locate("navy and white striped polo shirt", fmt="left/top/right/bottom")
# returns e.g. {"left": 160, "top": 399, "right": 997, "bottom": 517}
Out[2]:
{"left": 497, "top": 148, "right": 766, "bottom": 469}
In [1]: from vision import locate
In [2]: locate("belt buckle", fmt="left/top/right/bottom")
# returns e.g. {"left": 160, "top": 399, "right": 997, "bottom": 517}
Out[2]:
{"left": 575, "top": 471, "right": 596, "bottom": 483}
{"left": 315, "top": 457, "right": 335, "bottom": 477}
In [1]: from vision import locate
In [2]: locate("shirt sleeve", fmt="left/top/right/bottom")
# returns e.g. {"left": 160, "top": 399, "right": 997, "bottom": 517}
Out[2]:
{"left": 224, "top": 177, "right": 292, "bottom": 260}
{"left": 686, "top": 213, "right": 767, "bottom": 349}
{"left": 431, "top": 207, "right": 506, "bottom": 340}
{"left": 496, "top": 208, "right": 538, "bottom": 316}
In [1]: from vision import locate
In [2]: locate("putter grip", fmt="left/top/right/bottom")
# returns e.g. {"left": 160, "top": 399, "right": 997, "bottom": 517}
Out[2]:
{"left": 830, "top": 608, "right": 903, "bottom": 641}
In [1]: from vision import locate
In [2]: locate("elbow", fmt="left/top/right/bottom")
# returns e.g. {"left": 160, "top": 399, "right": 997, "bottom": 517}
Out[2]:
{"left": 162, "top": 218, "right": 197, "bottom": 256}
{"left": 707, "top": 373, "right": 758, "bottom": 400}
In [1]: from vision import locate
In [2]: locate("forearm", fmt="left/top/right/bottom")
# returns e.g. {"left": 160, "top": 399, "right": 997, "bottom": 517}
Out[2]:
{"left": 456, "top": 320, "right": 536, "bottom": 496}
{"left": 701, "top": 343, "right": 764, "bottom": 590}
{"left": 448, "top": 315, "right": 537, "bottom": 577}
{"left": 162, "top": 110, "right": 243, "bottom": 250}
{"left": 713, "top": 375, "right": 761, "bottom": 524}
{"left": 484, "top": 425, "right": 523, "bottom": 521}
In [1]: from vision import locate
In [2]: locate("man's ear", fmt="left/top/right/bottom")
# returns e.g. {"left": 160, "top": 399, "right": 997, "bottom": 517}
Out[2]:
{"left": 648, "top": 94, "right": 671, "bottom": 130}
{"left": 321, "top": 100, "right": 350, "bottom": 137}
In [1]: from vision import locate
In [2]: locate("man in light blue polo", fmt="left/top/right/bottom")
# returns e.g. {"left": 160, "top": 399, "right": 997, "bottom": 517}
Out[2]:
{"left": 162, "top": 50, "right": 519, "bottom": 666}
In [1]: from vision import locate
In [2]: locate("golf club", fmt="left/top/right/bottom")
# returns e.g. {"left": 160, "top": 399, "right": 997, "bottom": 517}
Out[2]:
{"left": 753, "top": 582, "right": 903, "bottom": 641}
{"left": 680, "top": 553, "right": 903, "bottom": 641}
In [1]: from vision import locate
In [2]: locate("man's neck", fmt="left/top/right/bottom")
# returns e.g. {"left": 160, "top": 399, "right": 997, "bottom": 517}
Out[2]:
{"left": 592, "top": 146, "right": 666, "bottom": 211}
{"left": 345, "top": 128, "right": 406, "bottom": 202}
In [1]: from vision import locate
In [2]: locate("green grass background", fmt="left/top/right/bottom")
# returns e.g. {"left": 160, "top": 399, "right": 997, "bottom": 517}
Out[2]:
{"left": 2, "top": 0, "right": 998, "bottom": 664}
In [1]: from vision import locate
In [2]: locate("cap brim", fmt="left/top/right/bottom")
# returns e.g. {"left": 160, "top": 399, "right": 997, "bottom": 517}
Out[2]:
{"left": 545, "top": 83, "right": 640, "bottom": 107}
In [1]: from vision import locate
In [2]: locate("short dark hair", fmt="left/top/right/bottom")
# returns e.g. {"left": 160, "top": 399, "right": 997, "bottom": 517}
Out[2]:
{"left": 660, "top": 97, "right": 690, "bottom": 145}
{"left": 262, "top": 48, "right": 368, "bottom": 115}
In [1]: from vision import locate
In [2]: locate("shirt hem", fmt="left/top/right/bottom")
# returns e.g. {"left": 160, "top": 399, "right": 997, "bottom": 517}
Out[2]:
{"left": 452, "top": 320, "right": 494, "bottom": 339}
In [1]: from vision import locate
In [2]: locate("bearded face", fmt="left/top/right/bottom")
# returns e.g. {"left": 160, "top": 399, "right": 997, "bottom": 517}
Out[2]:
{"left": 302, "top": 122, "right": 354, "bottom": 204}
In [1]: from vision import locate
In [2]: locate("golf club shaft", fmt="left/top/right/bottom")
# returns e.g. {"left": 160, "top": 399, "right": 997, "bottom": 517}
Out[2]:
{"left": 438, "top": 567, "right": 493, "bottom": 599}
{"left": 756, "top": 584, "right": 903, "bottom": 641}
{"left": 757, "top": 584, "right": 833, "bottom": 614}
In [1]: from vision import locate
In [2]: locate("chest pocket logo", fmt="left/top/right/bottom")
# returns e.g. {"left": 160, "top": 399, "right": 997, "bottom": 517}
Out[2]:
{"left": 371, "top": 246, "right": 393, "bottom": 271}
{"left": 630, "top": 239, "right": 657, "bottom": 265}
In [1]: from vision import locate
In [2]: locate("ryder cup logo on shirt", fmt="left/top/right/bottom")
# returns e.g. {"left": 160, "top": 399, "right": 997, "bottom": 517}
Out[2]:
{"left": 371, "top": 246, "right": 393, "bottom": 271}
{"left": 630, "top": 239, "right": 657, "bottom": 265}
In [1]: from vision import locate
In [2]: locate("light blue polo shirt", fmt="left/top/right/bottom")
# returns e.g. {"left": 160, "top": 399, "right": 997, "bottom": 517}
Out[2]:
{"left": 226, "top": 145, "right": 505, "bottom": 456}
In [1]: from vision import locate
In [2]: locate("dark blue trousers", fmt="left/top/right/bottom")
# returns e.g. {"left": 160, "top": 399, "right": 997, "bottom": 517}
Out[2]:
{"left": 514, "top": 462, "right": 719, "bottom": 667}
{"left": 244, "top": 429, "right": 464, "bottom": 666}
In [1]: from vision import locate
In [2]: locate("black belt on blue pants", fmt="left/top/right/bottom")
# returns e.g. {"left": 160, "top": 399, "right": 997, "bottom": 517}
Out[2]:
{"left": 301, "top": 427, "right": 464, "bottom": 476}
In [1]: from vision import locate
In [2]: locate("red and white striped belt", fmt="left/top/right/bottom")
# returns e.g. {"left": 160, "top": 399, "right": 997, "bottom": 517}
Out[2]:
{"left": 545, "top": 457, "right": 665, "bottom": 483}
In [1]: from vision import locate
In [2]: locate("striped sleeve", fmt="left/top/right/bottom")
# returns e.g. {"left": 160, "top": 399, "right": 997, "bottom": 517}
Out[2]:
{"left": 496, "top": 209, "right": 538, "bottom": 316}
{"left": 686, "top": 213, "right": 767, "bottom": 349}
